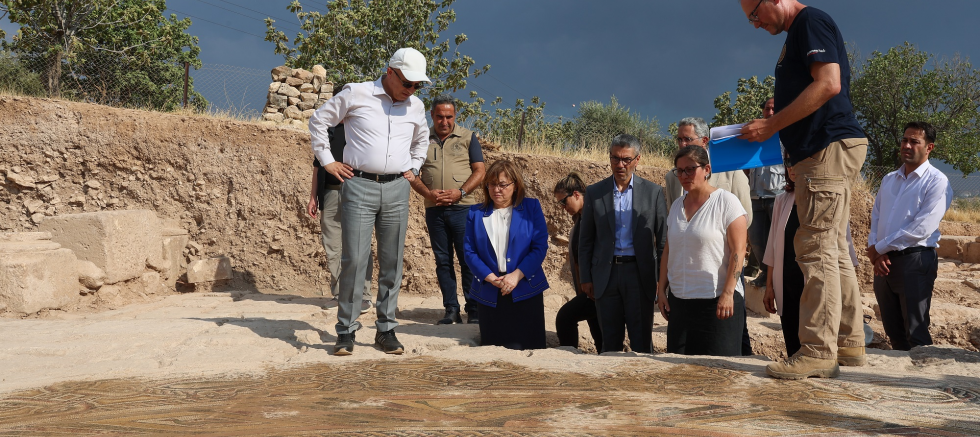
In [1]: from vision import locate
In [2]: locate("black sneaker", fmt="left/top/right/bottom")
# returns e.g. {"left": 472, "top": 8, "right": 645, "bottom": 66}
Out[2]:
{"left": 375, "top": 329, "right": 404, "bottom": 354}
{"left": 437, "top": 308, "right": 462, "bottom": 325}
{"left": 334, "top": 332, "right": 355, "bottom": 356}
{"left": 467, "top": 310, "right": 479, "bottom": 324}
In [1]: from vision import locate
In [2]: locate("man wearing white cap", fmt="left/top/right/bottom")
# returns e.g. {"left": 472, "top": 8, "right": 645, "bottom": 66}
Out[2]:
{"left": 309, "top": 47, "right": 431, "bottom": 355}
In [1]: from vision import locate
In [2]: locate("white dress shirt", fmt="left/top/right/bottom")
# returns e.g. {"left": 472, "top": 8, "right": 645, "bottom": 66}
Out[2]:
{"left": 484, "top": 206, "right": 513, "bottom": 273}
{"left": 308, "top": 77, "right": 429, "bottom": 175}
{"left": 869, "top": 160, "right": 952, "bottom": 253}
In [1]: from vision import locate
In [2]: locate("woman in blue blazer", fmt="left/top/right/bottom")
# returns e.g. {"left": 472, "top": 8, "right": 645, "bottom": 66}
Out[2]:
{"left": 464, "top": 159, "right": 550, "bottom": 350}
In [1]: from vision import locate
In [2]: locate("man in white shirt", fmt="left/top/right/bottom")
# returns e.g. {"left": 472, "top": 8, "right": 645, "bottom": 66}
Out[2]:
{"left": 868, "top": 121, "right": 952, "bottom": 351}
{"left": 308, "top": 48, "right": 430, "bottom": 356}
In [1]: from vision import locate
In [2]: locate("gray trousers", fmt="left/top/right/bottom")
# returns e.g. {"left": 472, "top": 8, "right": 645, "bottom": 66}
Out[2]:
{"left": 319, "top": 185, "right": 373, "bottom": 299}
{"left": 336, "top": 176, "right": 409, "bottom": 334}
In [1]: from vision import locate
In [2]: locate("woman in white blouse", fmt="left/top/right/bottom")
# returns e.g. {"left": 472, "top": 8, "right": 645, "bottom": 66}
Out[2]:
{"left": 464, "top": 160, "right": 550, "bottom": 350}
{"left": 656, "top": 145, "right": 748, "bottom": 356}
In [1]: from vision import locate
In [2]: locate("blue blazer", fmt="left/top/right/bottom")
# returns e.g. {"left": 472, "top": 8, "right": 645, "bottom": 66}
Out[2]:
{"left": 464, "top": 198, "right": 550, "bottom": 307}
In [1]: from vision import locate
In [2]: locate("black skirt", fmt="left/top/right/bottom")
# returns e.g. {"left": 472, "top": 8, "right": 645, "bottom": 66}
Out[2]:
{"left": 666, "top": 291, "right": 745, "bottom": 357}
{"left": 479, "top": 291, "right": 546, "bottom": 350}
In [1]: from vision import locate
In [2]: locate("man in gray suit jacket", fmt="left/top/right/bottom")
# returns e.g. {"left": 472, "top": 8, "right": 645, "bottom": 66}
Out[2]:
{"left": 579, "top": 134, "right": 668, "bottom": 353}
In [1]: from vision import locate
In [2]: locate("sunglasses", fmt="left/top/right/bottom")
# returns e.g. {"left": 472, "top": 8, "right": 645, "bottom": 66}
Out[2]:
{"left": 391, "top": 68, "right": 425, "bottom": 90}
{"left": 557, "top": 192, "right": 572, "bottom": 206}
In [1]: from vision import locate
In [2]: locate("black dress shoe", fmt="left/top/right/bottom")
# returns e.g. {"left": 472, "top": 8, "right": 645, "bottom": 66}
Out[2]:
{"left": 334, "top": 332, "right": 355, "bottom": 356}
{"left": 437, "top": 308, "right": 462, "bottom": 325}
{"left": 467, "top": 311, "right": 479, "bottom": 324}
{"left": 375, "top": 329, "right": 404, "bottom": 354}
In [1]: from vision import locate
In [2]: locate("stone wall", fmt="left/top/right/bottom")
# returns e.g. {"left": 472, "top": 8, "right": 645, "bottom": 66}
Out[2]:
{"left": 262, "top": 65, "right": 333, "bottom": 128}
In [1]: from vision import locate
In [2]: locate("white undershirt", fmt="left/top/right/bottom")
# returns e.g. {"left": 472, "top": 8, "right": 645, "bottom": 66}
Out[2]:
{"left": 484, "top": 206, "right": 512, "bottom": 273}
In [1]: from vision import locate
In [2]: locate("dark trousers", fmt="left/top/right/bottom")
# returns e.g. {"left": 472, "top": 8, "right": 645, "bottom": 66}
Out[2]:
{"left": 595, "top": 263, "right": 655, "bottom": 353}
{"left": 556, "top": 293, "right": 603, "bottom": 352}
{"left": 425, "top": 206, "right": 477, "bottom": 314}
{"left": 873, "top": 248, "right": 938, "bottom": 351}
{"left": 479, "top": 292, "right": 546, "bottom": 350}
{"left": 746, "top": 197, "right": 776, "bottom": 279}
{"left": 666, "top": 291, "right": 745, "bottom": 357}
{"left": 740, "top": 272, "right": 752, "bottom": 356}
{"left": 780, "top": 278, "right": 804, "bottom": 357}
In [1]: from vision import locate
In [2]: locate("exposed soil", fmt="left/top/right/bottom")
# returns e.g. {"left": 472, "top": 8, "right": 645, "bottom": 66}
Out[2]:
{"left": 2, "top": 95, "right": 978, "bottom": 359}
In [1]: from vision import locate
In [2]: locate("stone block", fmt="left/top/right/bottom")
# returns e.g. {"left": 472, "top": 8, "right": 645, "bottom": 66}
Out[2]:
{"left": 285, "top": 76, "right": 305, "bottom": 87}
{"left": 938, "top": 236, "right": 977, "bottom": 260}
{"left": 965, "top": 242, "right": 980, "bottom": 264}
{"left": 319, "top": 83, "right": 333, "bottom": 93}
{"left": 262, "top": 113, "right": 284, "bottom": 123}
{"left": 291, "top": 68, "right": 313, "bottom": 82}
{"left": 5, "top": 171, "right": 35, "bottom": 189}
{"left": 300, "top": 92, "right": 317, "bottom": 104}
{"left": 0, "top": 235, "right": 79, "bottom": 314}
{"left": 287, "top": 96, "right": 300, "bottom": 106}
{"left": 302, "top": 109, "right": 315, "bottom": 119}
{"left": 140, "top": 271, "right": 167, "bottom": 296}
{"left": 187, "top": 257, "right": 232, "bottom": 283}
{"left": 271, "top": 65, "right": 292, "bottom": 82}
{"left": 278, "top": 83, "right": 300, "bottom": 98}
{"left": 297, "top": 101, "right": 314, "bottom": 111}
{"left": 284, "top": 106, "right": 303, "bottom": 120}
{"left": 161, "top": 226, "right": 189, "bottom": 289}
{"left": 263, "top": 105, "right": 278, "bottom": 114}
{"left": 268, "top": 82, "right": 280, "bottom": 93}
{"left": 267, "top": 93, "right": 287, "bottom": 109}
{"left": 311, "top": 64, "right": 327, "bottom": 78}
{"left": 39, "top": 210, "right": 162, "bottom": 284}
{"left": 299, "top": 83, "right": 316, "bottom": 93}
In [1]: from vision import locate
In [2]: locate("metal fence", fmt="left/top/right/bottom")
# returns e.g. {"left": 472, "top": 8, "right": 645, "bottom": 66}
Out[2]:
{"left": 863, "top": 164, "right": 980, "bottom": 201}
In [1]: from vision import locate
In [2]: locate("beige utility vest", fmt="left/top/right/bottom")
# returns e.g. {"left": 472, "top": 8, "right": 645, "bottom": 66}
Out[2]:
{"left": 420, "top": 124, "right": 479, "bottom": 209}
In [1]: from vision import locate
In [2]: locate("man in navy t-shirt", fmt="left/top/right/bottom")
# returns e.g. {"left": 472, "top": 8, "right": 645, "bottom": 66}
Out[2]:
{"left": 738, "top": 0, "right": 868, "bottom": 380}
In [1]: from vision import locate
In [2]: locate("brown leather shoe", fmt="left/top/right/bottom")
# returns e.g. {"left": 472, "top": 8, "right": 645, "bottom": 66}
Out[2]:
{"left": 837, "top": 346, "right": 867, "bottom": 367}
{"left": 766, "top": 353, "right": 840, "bottom": 380}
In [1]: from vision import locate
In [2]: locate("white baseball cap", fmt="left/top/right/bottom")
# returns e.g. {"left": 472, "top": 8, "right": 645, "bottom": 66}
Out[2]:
{"left": 388, "top": 48, "right": 430, "bottom": 83}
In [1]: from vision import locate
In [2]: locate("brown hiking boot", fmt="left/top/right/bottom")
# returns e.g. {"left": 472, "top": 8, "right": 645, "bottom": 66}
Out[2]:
{"left": 837, "top": 346, "right": 867, "bottom": 367}
{"left": 766, "top": 353, "right": 840, "bottom": 380}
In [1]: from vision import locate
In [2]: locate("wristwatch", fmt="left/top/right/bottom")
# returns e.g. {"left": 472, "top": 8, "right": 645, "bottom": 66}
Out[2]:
{"left": 459, "top": 188, "right": 466, "bottom": 198}
{"left": 410, "top": 168, "right": 419, "bottom": 177}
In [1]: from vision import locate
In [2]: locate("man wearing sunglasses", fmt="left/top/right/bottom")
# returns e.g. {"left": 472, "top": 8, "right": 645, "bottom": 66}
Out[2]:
{"left": 309, "top": 47, "right": 431, "bottom": 356}
{"left": 579, "top": 134, "right": 668, "bottom": 354}
{"left": 738, "top": 0, "right": 868, "bottom": 379}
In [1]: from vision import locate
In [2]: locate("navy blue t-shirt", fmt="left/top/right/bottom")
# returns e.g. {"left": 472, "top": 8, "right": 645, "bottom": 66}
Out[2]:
{"left": 774, "top": 7, "right": 864, "bottom": 166}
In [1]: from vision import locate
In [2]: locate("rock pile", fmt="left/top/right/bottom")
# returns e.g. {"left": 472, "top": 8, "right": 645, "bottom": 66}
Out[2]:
{"left": 263, "top": 65, "right": 333, "bottom": 128}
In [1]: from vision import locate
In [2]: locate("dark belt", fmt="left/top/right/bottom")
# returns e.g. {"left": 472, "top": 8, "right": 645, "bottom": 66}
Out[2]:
{"left": 613, "top": 255, "right": 636, "bottom": 264}
{"left": 887, "top": 246, "right": 933, "bottom": 257}
{"left": 352, "top": 169, "right": 402, "bottom": 183}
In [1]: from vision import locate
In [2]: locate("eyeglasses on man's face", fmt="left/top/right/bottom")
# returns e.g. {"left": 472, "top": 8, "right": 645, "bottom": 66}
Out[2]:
{"left": 675, "top": 136, "right": 699, "bottom": 145}
{"left": 488, "top": 181, "right": 515, "bottom": 190}
{"left": 391, "top": 68, "right": 425, "bottom": 90}
{"left": 748, "top": 0, "right": 764, "bottom": 22}
{"left": 610, "top": 154, "right": 639, "bottom": 166}
{"left": 671, "top": 165, "right": 703, "bottom": 177}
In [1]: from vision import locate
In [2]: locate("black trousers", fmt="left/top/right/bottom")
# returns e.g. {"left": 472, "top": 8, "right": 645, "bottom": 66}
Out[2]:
{"left": 666, "top": 291, "right": 745, "bottom": 357}
{"left": 595, "top": 263, "right": 655, "bottom": 353}
{"left": 873, "top": 248, "right": 938, "bottom": 351}
{"left": 556, "top": 293, "right": 604, "bottom": 352}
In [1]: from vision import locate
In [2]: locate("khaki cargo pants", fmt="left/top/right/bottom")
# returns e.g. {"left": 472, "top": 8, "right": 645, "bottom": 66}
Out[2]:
{"left": 792, "top": 138, "right": 868, "bottom": 359}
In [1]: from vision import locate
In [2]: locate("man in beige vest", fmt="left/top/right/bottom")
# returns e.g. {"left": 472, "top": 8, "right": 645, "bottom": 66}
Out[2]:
{"left": 664, "top": 116, "right": 753, "bottom": 355}
{"left": 410, "top": 95, "right": 486, "bottom": 324}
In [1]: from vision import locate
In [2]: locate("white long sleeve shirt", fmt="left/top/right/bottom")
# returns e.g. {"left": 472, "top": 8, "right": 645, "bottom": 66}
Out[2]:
{"left": 869, "top": 160, "right": 952, "bottom": 253}
{"left": 484, "top": 206, "right": 513, "bottom": 273}
{"left": 308, "top": 77, "right": 429, "bottom": 175}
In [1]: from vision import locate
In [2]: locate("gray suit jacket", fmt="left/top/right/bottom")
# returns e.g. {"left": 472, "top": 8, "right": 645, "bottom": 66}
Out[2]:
{"left": 579, "top": 175, "right": 668, "bottom": 300}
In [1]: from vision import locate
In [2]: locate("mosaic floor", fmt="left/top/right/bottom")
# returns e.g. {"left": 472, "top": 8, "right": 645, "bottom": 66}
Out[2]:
{"left": 1, "top": 357, "right": 979, "bottom": 436}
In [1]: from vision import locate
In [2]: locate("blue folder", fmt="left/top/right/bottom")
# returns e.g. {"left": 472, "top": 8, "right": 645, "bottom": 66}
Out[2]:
{"left": 708, "top": 133, "right": 783, "bottom": 173}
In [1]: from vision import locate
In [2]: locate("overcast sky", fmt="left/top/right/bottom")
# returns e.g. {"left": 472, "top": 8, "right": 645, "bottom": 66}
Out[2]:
{"left": 3, "top": 0, "right": 979, "bottom": 128}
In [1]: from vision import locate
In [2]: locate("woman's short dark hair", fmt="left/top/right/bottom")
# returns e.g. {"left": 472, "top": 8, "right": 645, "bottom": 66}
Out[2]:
{"left": 783, "top": 154, "right": 795, "bottom": 193}
{"left": 673, "top": 145, "right": 711, "bottom": 180}
{"left": 481, "top": 160, "right": 527, "bottom": 208}
{"left": 554, "top": 171, "right": 586, "bottom": 196}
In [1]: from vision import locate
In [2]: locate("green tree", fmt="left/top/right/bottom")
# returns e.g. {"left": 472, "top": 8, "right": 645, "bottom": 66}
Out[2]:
{"left": 712, "top": 75, "right": 774, "bottom": 127}
{"left": 571, "top": 96, "right": 668, "bottom": 155}
{"left": 851, "top": 42, "right": 980, "bottom": 175}
{"left": 265, "top": 0, "right": 489, "bottom": 106}
{"left": 0, "top": 0, "right": 203, "bottom": 110}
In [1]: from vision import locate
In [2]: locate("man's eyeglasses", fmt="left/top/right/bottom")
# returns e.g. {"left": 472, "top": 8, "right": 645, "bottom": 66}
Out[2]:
{"left": 671, "top": 165, "right": 703, "bottom": 177}
{"left": 557, "top": 193, "right": 572, "bottom": 206}
{"left": 488, "top": 181, "right": 515, "bottom": 190}
{"left": 610, "top": 155, "right": 639, "bottom": 165}
{"left": 748, "top": 0, "right": 764, "bottom": 22}
{"left": 391, "top": 68, "right": 425, "bottom": 90}
{"left": 675, "top": 136, "right": 698, "bottom": 145}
